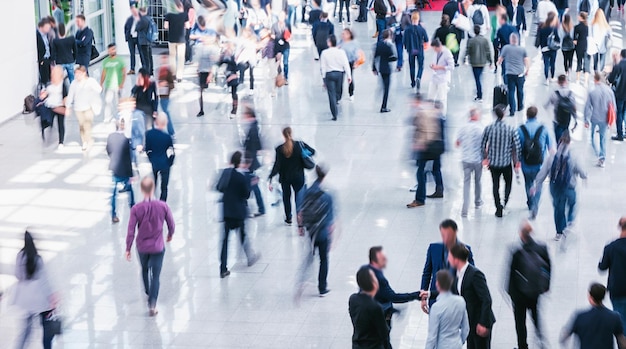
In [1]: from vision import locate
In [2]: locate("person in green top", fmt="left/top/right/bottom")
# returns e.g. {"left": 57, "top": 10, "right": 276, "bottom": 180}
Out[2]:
{"left": 101, "top": 43, "right": 127, "bottom": 122}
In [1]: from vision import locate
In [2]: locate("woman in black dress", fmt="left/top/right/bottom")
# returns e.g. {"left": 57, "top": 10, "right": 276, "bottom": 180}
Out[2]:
{"left": 574, "top": 12, "right": 589, "bottom": 84}
{"left": 131, "top": 68, "right": 158, "bottom": 130}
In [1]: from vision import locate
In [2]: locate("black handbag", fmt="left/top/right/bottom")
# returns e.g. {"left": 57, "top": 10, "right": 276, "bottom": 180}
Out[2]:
{"left": 90, "top": 37, "right": 99, "bottom": 60}
{"left": 420, "top": 140, "right": 445, "bottom": 160}
{"left": 42, "top": 309, "right": 63, "bottom": 335}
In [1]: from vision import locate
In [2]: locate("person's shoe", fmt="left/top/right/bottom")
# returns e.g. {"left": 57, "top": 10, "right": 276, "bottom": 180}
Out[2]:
{"left": 411, "top": 81, "right": 416, "bottom": 88}
{"left": 285, "top": 219, "right": 293, "bottom": 225}
{"left": 149, "top": 308, "right": 158, "bottom": 316}
{"left": 285, "top": 80, "right": 289, "bottom": 85}
{"left": 185, "top": 60, "right": 193, "bottom": 65}
{"left": 597, "top": 159, "right": 605, "bottom": 168}
{"left": 406, "top": 200, "right": 424, "bottom": 208}
{"left": 474, "top": 97, "right": 482, "bottom": 102}
{"left": 81, "top": 143, "right": 88, "bottom": 151}
{"left": 314, "top": 57, "right": 320, "bottom": 61}
{"left": 372, "top": 31, "right": 378, "bottom": 38}
{"left": 127, "top": 70, "right": 135, "bottom": 75}
{"left": 426, "top": 192, "right": 443, "bottom": 199}
{"left": 517, "top": 104, "right": 524, "bottom": 111}
{"left": 248, "top": 254, "right": 261, "bottom": 267}
{"left": 332, "top": 116, "right": 337, "bottom": 121}
{"left": 57, "top": 143, "right": 64, "bottom": 149}
{"left": 196, "top": 111, "right": 204, "bottom": 117}
{"left": 396, "top": 67, "right": 402, "bottom": 72}
{"left": 349, "top": 95, "right": 354, "bottom": 101}
{"left": 554, "top": 233, "right": 563, "bottom": 241}
{"left": 220, "top": 270, "right": 231, "bottom": 278}
{"left": 495, "top": 208, "right": 503, "bottom": 218}
{"left": 176, "top": 79, "right": 182, "bottom": 83}
{"left": 319, "top": 289, "right": 331, "bottom": 297}
{"left": 380, "top": 108, "right": 391, "bottom": 113}
{"left": 612, "top": 136, "right": 624, "bottom": 141}
{"left": 112, "top": 216, "right": 120, "bottom": 223}
{"left": 461, "top": 212, "right": 468, "bottom": 217}
{"left": 253, "top": 212, "right": 265, "bottom": 217}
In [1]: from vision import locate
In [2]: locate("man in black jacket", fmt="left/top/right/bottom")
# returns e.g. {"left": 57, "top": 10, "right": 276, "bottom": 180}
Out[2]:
{"left": 243, "top": 108, "right": 265, "bottom": 217}
{"left": 598, "top": 216, "right": 626, "bottom": 330}
{"left": 349, "top": 266, "right": 391, "bottom": 349}
{"left": 52, "top": 23, "right": 76, "bottom": 82}
{"left": 609, "top": 49, "right": 626, "bottom": 141}
{"left": 219, "top": 151, "right": 260, "bottom": 278}
{"left": 107, "top": 119, "right": 135, "bottom": 223}
{"left": 373, "top": 29, "right": 397, "bottom": 113}
{"left": 137, "top": 7, "right": 154, "bottom": 76}
{"left": 373, "top": 0, "right": 388, "bottom": 40}
{"left": 124, "top": 5, "right": 141, "bottom": 74}
{"left": 145, "top": 114, "right": 174, "bottom": 202}
{"left": 507, "top": 219, "right": 551, "bottom": 349}
{"left": 36, "top": 18, "right": 53, "bottom": 84}
{"left": 75, "top": 14, "right": 94, "bottom": 71}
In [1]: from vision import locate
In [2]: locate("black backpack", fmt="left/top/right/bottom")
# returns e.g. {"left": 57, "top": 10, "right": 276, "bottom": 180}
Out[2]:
{"left": 300, "top": 189, "right": 329, "bottom": 241}
{"left": 555, "top": 91, "right": 575, "bottom": 126}
{"left": 514, "top": 244, "right": 551, "bottom": 297}
{"left": 520, "top": 125, "right": 544, "bottom": 166}
{"left": 550, "top": 153, "right": 572, "bottom": 190}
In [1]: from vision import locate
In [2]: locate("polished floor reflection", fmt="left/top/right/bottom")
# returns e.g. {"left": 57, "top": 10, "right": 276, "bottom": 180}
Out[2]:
{"left": 2, "top": 8, "right": 626, "bottom": 349}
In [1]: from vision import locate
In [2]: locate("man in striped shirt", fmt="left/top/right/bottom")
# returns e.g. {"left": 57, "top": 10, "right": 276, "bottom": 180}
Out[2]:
{"left": 481, "top": 105, "right": 521, "bottom": 217}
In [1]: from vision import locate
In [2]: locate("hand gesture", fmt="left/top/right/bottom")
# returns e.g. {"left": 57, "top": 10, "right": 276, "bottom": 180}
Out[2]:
{"left": 420, "top": 299, "right": 429, "bottom": 314}
{"left": 125, "top": 251, "right": 131, "bottom": 262}
{"left": 476, "top": 324, "right": 490, "bottom": 337}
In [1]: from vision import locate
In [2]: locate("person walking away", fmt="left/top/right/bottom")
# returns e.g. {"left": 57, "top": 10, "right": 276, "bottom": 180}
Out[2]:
{"left": 349, "top": 266, "right": 391, "bottom": 349}
{"left": 272, "top": 12, "right": 291, "bottom": 85}
{"left": 609, "top": 49, "right": 626, "bottom": 141}
{"left": 137, "top": 7, "right": 155, "bottom": 76}
{"left": 297, "top": 165, "right": 335, "bottom": 297}
{"left": 107, "top": 119, "right": 135, "bottom": 223}
{"left": 494, "top": 13, "right": 518, "bottom": 83}
{"left": 427, "top": 38, "right": 454, "bottom": 115}
{"left": 165, "top": 1, "right": 190, "bottom": 81}
{"left": 320, "top": 34, "right": 352, "bottom": 120}
{"left": 51, "top": 23, "right": 76, "bottom": 83}
{"left": 196, "top": 35, "right": 220, "bottom": 117}
{"left": 537, "top": 12, "right": 559, "bottom": 85}
{"left": 591, "top": 9, "right": 611, "bottom": 72}
{"left": 131, "top": 68, "right": 159, "bottom": 130}
{"left": 126, "top": 177, "right": 174, "bottom": 316}
{"left": 425, "top": 270, "right": 470, "bottom": 349}
{"left": 42, "top": 66, "right": 68, "bottom": 148}
{"left": 145, "top": 114, "right": 175, "bottom": 202}
{"left": 468, "top": 0, "right": 490, "bottom": 38}
{"left": 584, "top": 72, "right": 616, "bottom": 168}
{"left": 560, "top": 14, "right": 576, "bottom": 77}
{"left": 268, "top": 127, "right": 315, "bottom": 225}
{"left": 218, "top": 43, "right": 241, "bottom": 117}
{"left": 373, "top": 0, "right": 389, "bottom": 40}
{"left": 507, "top": 0, "right": 526, "bottom": 34}
{"left": 52, "top": 0, "right": 64, "bottom": 26}
{"left": 36, "top": 18, "right": 53, "bottom": 84}
{"left": 545, "top": 75, "right": 577, "bottom": 142}
{"left": 157, "top": 53, "right": 176, "bottom": 136}
{"left": 75, "top": 14, "right": 94, "bottom": 71}
{"left": 403, "top": 11, "right": 428, "bottom": 90}
{"left": 373, "top": 30, "right": 397, "bottom": 113}
{"left": 536, "top": 0, "right": 557, "bottom": 26}
{"left": 124, "top": 4, "right": 141, "bottom": 75}
{"left": 339, "top": 28, "right": 359, "bottom": 100}
{"left": 117, "top": 98, "right": 146, "bottom": 168}
{"left": 531, "top": 130, "right": 587, "bottom": 240}
{"left": 466, "top": 25, "right": 492, "bottom": 102}
{"left": 456, "top": 108, "right": 484, "bottom": 217}
{"left": 555, "top": 0, "right": 569, "bottom": 20}
{"left": 574, "top": 12, "right": 590, "bottom": 85}
{"left": 13, "top": 231, "right": 58, "bottom": 349}
{"left": 599, "top": 216, "right": 626, "bottom": 330}
{"left": 518, "top": 106, "right": 553, "bottom": 219}
{"left": 560, "top": 283, "right": 626, "bottom": 348}
{"left": 481, "top": 104, "right": 522, "bottom": 217}
{"left": 507, "top": 219, "right": 551, "bottom": 349}
{"left": 236, "top": 28, "right": 259, "bottom": 93}
{"left": 312, "top": 12, "right": 334, "bottom": 58}
{"left": 497, "top": 33, "right": 528, "bottom": 116}
{"left": 217, "top": 151, "right": 260, "bottom": 278}
{"left": 243, "top": 108, "right": 265, "bottom": 217}
{"left": 433, "top": 15, "right": 460, "bottom": 68}
{"left": 357, "top": 0, "right": 369, "bottom": 22}
{"left": 101, "top": 43, "right": 127, "bottom": 123}
{"left": 65, "top": 66, "right": 102, "bottom": 151}
{"left": 183, "top": 0, "right": 196, "bottom": 64}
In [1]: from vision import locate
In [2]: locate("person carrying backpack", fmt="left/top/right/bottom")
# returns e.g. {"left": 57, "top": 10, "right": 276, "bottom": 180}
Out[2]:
{"left": 506, "top": 219, "right": 551, "bottom": 349}
{"left": 468, "top": 0, "right": 490, "bottom": 38}
{"left": 531, "top": 130, "right": 587, "bottom": 241}
{"left": 545, "top": 75, "right": 577, "bottom": 142}
{"left": 517, "top": 106, "right": 554, "bottom": 220}
{"left": 137, "top": 7, "right": 156, "bottom": 76}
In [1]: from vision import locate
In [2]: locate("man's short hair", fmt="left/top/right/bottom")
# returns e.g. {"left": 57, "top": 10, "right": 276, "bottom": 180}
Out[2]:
{"left": 494, "top": 104, "right": 506, "bottom": 119}
{"left": 369, "top": 246, "right": 383, "bottom": 263}
{"left": 439, "top": 219, "right": 458, "bottom": 232}
{"left": 450, "top": 243, "right": 470, "bottom": 262}
{"left": 356, "top": 266, "right": 376, "bottom": 292}
{"left": 328, "top": 34, "right": 337, "bottom": 47}
{"left": 38, "top": 18, "right": 51, "bottom": 28}
{"left": 500, "top": 13, "right": 509, "bottom": 22}
{"left": 619, "top": 216, "right": 626, "bottom": 231}
{"left": 197, "top": 16, "right": 206, "bottom": 27}
{"left": 589, "top": 283, "right": 607, "bottom": 304}
{"left": 76, "top": 14, "right": 86, "bottom": 21}
{"left": 621, "top": 49, "right": 626, "bottom": 59}
{"left": 526, "top": 106, "right": 538, "bottom": 119}
{"left": 431, "top": 38, "right": 442, "bottom": 47}
{"left": 230, "top": 151, "right": 242, "bottom": 168}
{"left": 75, "top": 65, "right": 87, "bottom": 73}
{"left": 436, "top": 270, "right": 454, "bottom": 291}
{"left": 108, "top": 43, "right": 116, "bottom": 49}
{"left": 594, "top": 71, "right": 602, "bottom": 82}
{"left": 141, "top": 176, "right": 155, "bottom": 194}
{"left": 558, "top": 74, "right": 567, "bottom": 85}
{"left": 382, "top": 29, "right": 391, "bottom": 40}
{"left": 58, "top": 23, "right": 66, "bottom": 36}
{"left": 321, "top": 11, "right": 329, "bottom": 19}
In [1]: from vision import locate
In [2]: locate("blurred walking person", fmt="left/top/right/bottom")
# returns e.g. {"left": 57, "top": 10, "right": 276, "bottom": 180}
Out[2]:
{"left": 42, "top": 66, "right": 68, "bottom": 147}
{"left": 320, "top": 34, "right": 351, "bottom": 120}
{"left": 51, "top": 23, "right": 76, "bottom": 83}
{"left": 466, "top": 25, "right": 492, "bottom": 102}
{"left": 101, "top": 43, "right": 127, "bottom": 123}
{"left": 373, "top": 30, "right": 397, "bottom": 113}
{"left": 126, "top": 177, "right": 175, "bottom": 316}
{"left": 349, "top": 266, "right": 391, "bottom": 349}
{"left": 107, "top": 118, "right": 135, "bottom": 223}
{"left": 137, "top": 7, "right": 155, "bottom": 76}
{"left": 339, "top": 28, "right": 359, "bottom": 100}
{"left": 124, "top": 4, "right": 141, "bottom": 74}
{"left": 598, "top": 216, "right": 626, "bottom": 329}
{"left": 425, "top": 270, "right": 470, "bottom": 349}
{"left": 157, "top": 54, "right": 176, "bottom": 137}
{"left": 145, "top": 114, "right": 174, "bottom": 202}
{"left": 196, "top": 35, "right": 220, "bottom": 117}
{"left": 403, "top": 11, "right": 429, "bottom": 90}
{"left": 456, "top": 108, "right": 484, "bottom": 217}
{"left": 131, "top": 68, "right": 159, "bottom": 130}
{"left": 609, "top": 49, "right": 626, "bottom": 141}
{"left": 545, "top": 75, "right": 577, "bottom": 144}
{"left": 427, "top": 38, "right": 454, "bottom": 115}
{"left": 65, "top": 65, "right": 102, "bottom": 151}
{"left": 243, "top": 108, "right": 265, "bottom": 217}
{"left": 584, "top": 72, "right": 616, "bottom": 168}
{"left": 164, "top": 1, "right": 190, "bottom": 81}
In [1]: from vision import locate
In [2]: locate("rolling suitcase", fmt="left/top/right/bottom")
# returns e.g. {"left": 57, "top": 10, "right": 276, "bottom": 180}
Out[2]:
{"left": 493, "top": 84, "right": 508, "bottom": 107}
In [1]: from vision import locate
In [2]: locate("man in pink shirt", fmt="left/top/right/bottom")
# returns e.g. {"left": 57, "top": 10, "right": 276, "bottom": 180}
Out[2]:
{"left": 126, "top": 177, "right": 175, "bottom": 316}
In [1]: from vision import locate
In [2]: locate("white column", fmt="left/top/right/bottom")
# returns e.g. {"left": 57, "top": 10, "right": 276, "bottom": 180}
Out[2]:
{"left": 114, "top": 0, "right": 132, "bottom": 55}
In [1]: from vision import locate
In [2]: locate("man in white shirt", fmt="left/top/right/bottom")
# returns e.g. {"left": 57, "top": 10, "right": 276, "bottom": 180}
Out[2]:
{"left": 467, "top": 0, "right": 491, "bottom": 37}
{"left": 320, "top": 34, "right": 352, "bottom": 121}
{"left": 425, "top": 270, "right": 470, "bottom": 349}
{"left": 536, "top": 0, "right": 557, "bottom": 25}
{"left": 456, "top": 108, "right": 484, "bottom": 217}
{"left": 428, "top": 38, "right": 455, "bottom": 115}
{"left": 65, "top": 66, "right": 102, "bottom": 151}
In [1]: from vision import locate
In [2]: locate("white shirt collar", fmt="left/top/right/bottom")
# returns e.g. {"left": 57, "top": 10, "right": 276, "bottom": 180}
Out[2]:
{"left": 456, "top": 262, "right": 469, "bottom": 293}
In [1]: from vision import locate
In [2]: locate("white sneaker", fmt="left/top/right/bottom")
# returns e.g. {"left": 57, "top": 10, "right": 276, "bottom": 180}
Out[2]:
{"left": 349, "top": 96, "right": 354, "bottom": 101}
{"left": 554, "top": 234, "right": 563, "bottom": 241}
{"left": 597, "top": 159, "right": 605, "bottom": 167}
{"left": 57, "top": 143, "right": 64, "bottom": 149}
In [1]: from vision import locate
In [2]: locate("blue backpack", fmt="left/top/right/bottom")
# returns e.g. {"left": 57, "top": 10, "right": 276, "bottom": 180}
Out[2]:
{"left": 550, "top": 154, "right": 571, "bottom": 190}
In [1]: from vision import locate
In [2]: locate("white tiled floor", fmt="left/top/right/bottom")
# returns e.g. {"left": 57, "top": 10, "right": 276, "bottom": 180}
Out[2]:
{"left": 1, "top": 7, "right": 626, "bottom": 349}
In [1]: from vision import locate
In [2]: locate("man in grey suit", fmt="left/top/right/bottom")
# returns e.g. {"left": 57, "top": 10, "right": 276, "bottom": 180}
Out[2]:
{"left": 426, "top": 270, "right": 470, "bottom": 349}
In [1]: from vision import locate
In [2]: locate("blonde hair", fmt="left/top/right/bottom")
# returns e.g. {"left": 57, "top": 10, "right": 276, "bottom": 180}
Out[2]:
{"left": 282, "top": 127, "right": 294, "bottom": 157}
{"left": 592, "top": 9, "right": 610, "bottom": 30}
{"left": 411, "top": 11, "right": 420, "bottom": 22}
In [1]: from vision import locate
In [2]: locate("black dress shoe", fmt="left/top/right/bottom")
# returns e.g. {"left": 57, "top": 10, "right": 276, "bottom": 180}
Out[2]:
{"left": 612, "top": 136, "right": 624, "bottom": 141}
{"left": 197, "top": 111, "right": 204, "bottom": 117}
{"left": 220, "top": 270, "right": 231, "bottom": 278}
{"left": 332, "top": 117, "right": 337, "bottom": 121}
{"left": 380, "top": 108, "right": 391, "bottom": 113}
{"left": 426, "top": 192, "right": 443, "bottom": 198}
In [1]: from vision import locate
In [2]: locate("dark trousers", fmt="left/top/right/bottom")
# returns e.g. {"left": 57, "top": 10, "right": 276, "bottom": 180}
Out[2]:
{"left": 554, "top": 122, "right": 568, "bottom": 143}
{"left": 348, "top": 64, "right": 355, "bottom": 96}
{"left": 472, "top": 66, "right": 484, "bottom": 99}
{"left": 523, "top": 167, "right": 541, "bottom": 217}
{"left": 380, "top": 73, "right": 390, "bottom": 109}
{"left": 616, "top": 99, "right": 626, "bottom": 138}
{"left": 20, "top": 311, "right": 55, "bottom": 349}
{"left": 53, "top": 113, "right": 65, "bottom": 144}
{"left": 238, "top": 62, "right": 255, "bottom": 89}
{"left": 542, "top": 50, "right": 557, "bottom": 79}
{"left": 563, "top": 49, "right": 574, "bottom": 72}
{"left": 408, "top": 53, "right": 424, "bottom": 85}
{"left": 415, "top": 158, "right": 443, "bottom": 203}
{"left": 489, "top": 165, "right": 513, "bottom": 210}
{"left": 493, "top": 41, "right": 500, "bottom": 70}
{"left": 138, "top": 249, "right": 165, "bottom": 308}
{"left": 251, "top": 180, "right": 265, "bottom": 214}
{"left": 338, "top": 0, "right": 350, "bottom": 22}
{"left": 358, "top": 0, "right": 368, "bottom": 21}
{"left": 76, "top": 54, "right": 91, "bottom": 72}
{"left": 506, "top": 74, "right": 525, "bottom": 115}
{"left": 39, "top": 59, "right": 51, "bottom": 84}
{"left": 128, "top": 37, "right": 139, "bottom": 70}
{"left": 281, "top": 180, "right": 305, "bottom": 220}
{"left": 315, "top": 239, "right": 330, "bottom": 291}
{"left": 139, "top": 44, "right": 153, "bottom": 75}
{"left": 185, "top": 29, "right": 192, "bottom": 62}
{"left": 220, "top": 218, "right": 254, "bottom": 273}
{"left": 467, "top": 325, "right": 492, "bottom": 349}
{"left": 512, "top": 294, "right": 542, "bottom": 349}
{"left": 395, "top": 33, "right": 404, "bottom": 68}
{"left": 152, "top": 167, "right": 170, "bottom": 202}
{"left": 324, "top": 71, "right": 344, "bottom": 118}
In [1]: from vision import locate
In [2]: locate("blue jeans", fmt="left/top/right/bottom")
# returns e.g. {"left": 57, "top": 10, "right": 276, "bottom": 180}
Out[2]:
{"left": 550, "top": 185, "right": 576, "bottom": 234}
{"left": 18, "top": 312, "right": 54, "bottom": 349}
{"left": 616, "top": 99, "right": 626, "bottom": 138}
{"left": 282, "top": 48, "right": 290, "bottom": 80}
{"left": 395, "top": 33, "right": 404, "bottom": 68}
{"left": 554, "top": 122, "right": 569, "bottom": 143}
{"left": 376, "top": 19, "right": 387, "bottom": 40}
{"left": 557, "top": 9, "right": 565, "bottom": 21}
{"left": 472, "top": 66, "right": 484, "bottom": 99}
{"left": 523, "top": 167, "right": 541, "bottom": 216}
{"left": 506, "top": 74, "right": 525, "bottom": 115}
{"left": 60, "top": 63, "right": 75, "bottom": 83}
{"left": 415, "top": 158, "right": 443, "bottom": 203}
{"left": 611, "top": 297, "right": 626, "bottom": 331}
{"left": 112, "top": 176, "right": 134, "bottom": 218}
{"left": 251, "top": 179, "right": 265, "bottom": 214}
{"left": 287, "top": 5, "right": 297, "bottom": 26}
{"left": 138, "top": 249, "right": 165, "bottom": 308}
{"left": 591, "top": 121, "right": 607, "bottom": 160}
{"left": 532, "top": 0, "right": 538, "bottom": 10}
{"left": 408, "top": 53, "right": 424, "bottom": 85}
{"left": 159, "top": 98, "right": 175, "bottom": 136}
{"left": 542, "top": 50, "right": 557, "bottom": 79}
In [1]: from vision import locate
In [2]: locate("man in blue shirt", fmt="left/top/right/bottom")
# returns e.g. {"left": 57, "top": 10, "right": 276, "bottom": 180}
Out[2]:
{"left": 517, "top": 106, "right": 553, "bottom": 219}
{"left": 599, "top": 216, "right": 626, "bottom": 330}
{"left": 425, "top": 270, "right": 469, "bottom": 349}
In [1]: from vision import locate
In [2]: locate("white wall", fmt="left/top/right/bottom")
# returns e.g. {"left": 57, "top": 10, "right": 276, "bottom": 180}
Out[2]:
{"left": 0, "top": 1, "right": 37, "bottom": 123}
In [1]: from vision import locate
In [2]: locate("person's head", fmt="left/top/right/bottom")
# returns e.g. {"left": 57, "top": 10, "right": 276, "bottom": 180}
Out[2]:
{"left": 594, "top": 71, "right": 603, "bottom": 84}
{"left": 107, "top": 43, "right": 117, "bottom": 57}
{"left": 141, "top": 176, "right": 156, "bottom": 197}
{"left": 619, "top": 216, "right": 626, "bottom": 235}
{"left": 356, "top": 266, "right": 379, "bottom": 295}
{"left": 411, "top": 11, "right": 420, "bottom": 24}
{"left": 448, "top": 243, "right": 470, "bottom": 270}
{"left": 369, "top": 246, "right": 387, "bottom": 269}
{"left": 155, "top": 113, "right": 169, "bottom": 130}
{"left": 327, "top": 34, "right": 337, "bottom": 48}
{"left": 58, "top": 23, "right": 66, "bottom": 37}
{"left": 315, "top": 163, "right": 329, "bottom": 182}
{"left": 469, "top": 108, "right": 480, "bottom": 121}
{"left": 519, "top": 218, "right": 533, "bottom": 243}
{"left": 499, "top": 13, "right": 509, "bottom": 26}
{"left": 139, "top": 7, "right": 148, "bottom": 16}
{"left": 137, "top": 68, "right": 151, "bottom": 90}
{"left": 435, "top": 270, "right": 454, "bottom": 293}
{"left": 243, "top": 107, "right": 256, "bottom": 121}
{"left": 47, "top": 16, "right": 56, "bottom": 28}
{"left": 593, "top": 8, "right": 610, "bottom": 29}
{"left": 282, "top": 127, "right": 294, "bottom": 157}
{"left": 197, "top": 15, "right": 206, "bottom": 28}
{"left": 495, "top": 5, "right": 507, "bottom": 16}
{"left": 440, "top": 14, "right": 451, "bottom": 27}
{"left": 509, "top": 32, "right": 519, "bottom": 46}
{"left": 117, "top": 117, "right": 126, "bottom": 131}
{"left": 175, "top": 0, "right": 184, "bottom": 11}
{"left": 621, "top": 49, "right": 626, "bottom": 59}
{"left": 321, "top": 11, "right": 329, "bottom": 20}
{"left": 562, "top": 13, "right": 572, "bottom": 31}
{"left": 494, "top": 104, "right": 506, "bottom": 120}
{"left": 130, "top": 5, "right": 139, "bottom": 16}
{"left": 526, "top": 106, "right": 538, "bottom": 120}
{"left": 473, "top": 25, "right": 481, "bottom": 36}
{"left": 231, "top": 150, "right": 243, "bottom": 168}
{"left": 543, "top": 11, "right": 557, "bottom": 28}
{"left": 559, "top": 129, "right": 571, "bottom": 146}
{"left": 342, "top": 28, "right": 354, "bottom": 42}
{"left": 439, "top": 219, "right": 458, "bottom": 247}
{"left": 382, "top": 29, "right": 392, "bottom": 41}
{"left": 578, "top": 11, "right": 588, "bottom": 25}
{"left": 431, "top": 38, "right": 442, "bottom": 52}
{"left": 50, "top": 65, "right": 64, "bottom": 84}
{"left": 22, "top": 231, "right": 39, "bottom": 279}
{"left": 76, "top": 14, "right": 86, "bottom": 29}
{"left": 74, "top": 65, "right": 88, "bottom": 80}
{"left": 588, "top": 283, "right": 607, "bottom": 306}
{"left": 558, "top": 74, "right": 568, "bottom": 86}
{"left": 38, "top": 18, "right": 51, "bottom": 33}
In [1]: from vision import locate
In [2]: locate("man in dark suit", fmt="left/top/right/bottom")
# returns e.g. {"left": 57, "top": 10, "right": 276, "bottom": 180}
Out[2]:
{"left": 36, "top": 18, "right": 53, "bottom": 84}
{"left": 137, "top": 7, "right": 154, "bottom": 76}
{"left": 609, "top": 49, "right": 626, "bottom": 141}
{"left": 145, "top": 114, "right": 174, "bottom": 202}
{"left": 506, "top": 0, "right": 527, "bottom": 33}
{"left": 449, "top": 244, "right": 496, "bottom": 349}
{"left": 349, "top": 266, "right": 391, "bottom": 349}
{"left": 243, "top": 108, "right": 264, "bottom": 217}
{"left": 373, "top": 29, "right": 396, "bottom": 113}
{"left": 420, "top": 219, "right": 475, "bottom": 309}
{"left": 75, "top": 14, "right": 94, "bottom": 71}
{"left": 124, "top": 5, "right": 141, "bottom": 74}
{"left": 219, "top": 151, "right": 260, "bottom": 278}
{"left": 403, "top": 12, "right": 429, "bottom": 89}
{"left": 312, "top": 12, "right": 334, "bottom": 58}
{"left": 106, "top": 119, "right": 135, "bottom": 223}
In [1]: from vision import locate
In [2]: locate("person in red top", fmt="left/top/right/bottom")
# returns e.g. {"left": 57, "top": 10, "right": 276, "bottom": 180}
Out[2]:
{"left": 126, "top": 176, "right": 175, "bottom": 316}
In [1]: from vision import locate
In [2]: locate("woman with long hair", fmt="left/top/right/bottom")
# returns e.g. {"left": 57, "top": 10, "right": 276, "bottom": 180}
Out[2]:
{"left": 574, "top": 12, "right": 590, "bottom": 84}
{"left": 268, "top": 127, "right": 316, "bottom": 225}
{"left": 14, "top": 231, "right": 57, "bottom": 349}
{"left": 131, "top": 68, "right": 159, "bottom": 130}
{"left": 537, "top": 11, "right": 559, "bottom": 84}
{"left": 591, "top": 9, "right": 611, "bottom": 72}
{"left": 560, "top": 14, "right": 576, "bottom": 76}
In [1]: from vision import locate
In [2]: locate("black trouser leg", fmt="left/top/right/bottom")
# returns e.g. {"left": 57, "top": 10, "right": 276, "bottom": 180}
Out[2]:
{"left": 56, "top": 113, "right": 65, "bottom": 144}
{"left": 381, "top": 73, "right": 390, "bottom": 109}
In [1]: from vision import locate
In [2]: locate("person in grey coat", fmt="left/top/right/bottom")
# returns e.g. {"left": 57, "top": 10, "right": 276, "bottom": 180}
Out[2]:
{"left": 584, "top": 71, "right": 617, "bottom": 168}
